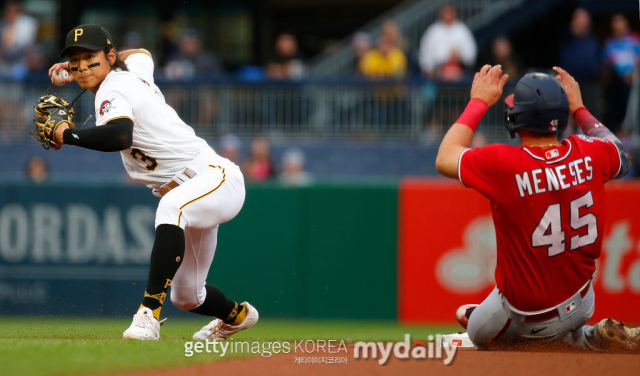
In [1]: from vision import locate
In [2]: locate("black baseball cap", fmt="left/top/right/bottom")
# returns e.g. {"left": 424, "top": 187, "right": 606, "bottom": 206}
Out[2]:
{"left": 60, "top": 24, "right": 113, "bottom": 58}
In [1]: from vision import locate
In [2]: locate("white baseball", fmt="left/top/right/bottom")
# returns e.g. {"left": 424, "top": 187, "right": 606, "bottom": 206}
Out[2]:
{"left": 52, "top": 69, "right": 69, "bottom": 86}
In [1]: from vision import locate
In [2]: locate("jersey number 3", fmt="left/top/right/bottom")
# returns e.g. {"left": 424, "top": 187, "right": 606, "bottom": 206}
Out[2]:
{"left": 532, "top": 191, "right": 598, "bottom": 257}
{"left": 131, "top": 148, "right": 158, "bottom": 171}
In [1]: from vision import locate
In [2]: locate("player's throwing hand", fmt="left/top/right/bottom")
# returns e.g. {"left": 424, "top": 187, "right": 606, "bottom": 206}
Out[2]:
{"left": 48, "top": 62, "right": 75, "bottom": 86}
{"left": 470, "top": 64, "right": 509, "bottom": 107}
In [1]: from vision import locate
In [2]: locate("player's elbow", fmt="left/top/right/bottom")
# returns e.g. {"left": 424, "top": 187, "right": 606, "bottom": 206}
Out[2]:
{"left": 435, "top": 154, "right": 449, "bottom": 176}
{"left": 120, "top": 48, "right": 153, "bottom": 62}
{"left": 435, "top": 154, "right": 459, "bottom": 179}
{"left": 106, "top": 130, "right": 132, "bottom": 152}
{"left": 616, "top": 147, "right": 632, "bottom": 178}
{"left": 435, "top": 155, "right": 445, "bottom": 174}
{"left": 105, "top": 118, "right": 134, "bottom": 151}
{"left": 138, "top": 49, "right": 153, "bottom": 59}
{"left": 119, "top": 129, "right": 133, "bottom": 150}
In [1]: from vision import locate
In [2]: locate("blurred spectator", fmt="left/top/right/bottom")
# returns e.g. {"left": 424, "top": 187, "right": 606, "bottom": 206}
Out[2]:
{"left": 243, "top": 137, "right": 275, "bottom": 182}
{"left": 605, "top": 14, "right": 639, "bottom": 83}
{"left": 163, "top": 29, "right": 220, "bottom": 125}
{"left": 121, "top": 31, "right": 143, "bottom": 50}
{"left": 438, "top": 49, "right": 465, "bottom": 81}
{"left": 360, "top": 35, "right": 407, "bottom": 78}
{"left": 164, "top": 29, "right": 222, "bottom": 81}
{"left": 559, "top": 8, "right": 601, "bottom": 119}
{"left": 603, "top": 14, "right": 640, "bottom": 131}
{"left": 483, "top": 36, "right": 522, "bottom": 78}
{"left": 279, "top": 148, "right": 313, "bottom": 186}
{"left": 266, "top": 33, "right": 305, "bottom": 79}
{"left": 559, "top": 8, "right": 600, "bottom": 81}
{"left": 25, "top": 156, "right": 48, "bottom": 183}
{"left": 220, "top": 134, "right": 241, "bottom": 164}
{"left": 0, "top": 1, "right": 37, "bottom": 77}
{"left": 381, "top": 19, "right": 407, "bottom": 52}
{"left": 360, "top": 27, "right": 408, "bottom": 126}
{"left": 351, "top": 32, "right": 371, "bottom": 75}
{"left": 15, "top": 43, "right": 45, "bottom": 79}
{"left": 159, "top": 21, "right": 179, "bottom": 68}
{"left": 418, "top": 4, "right": 476, "bottom": 79}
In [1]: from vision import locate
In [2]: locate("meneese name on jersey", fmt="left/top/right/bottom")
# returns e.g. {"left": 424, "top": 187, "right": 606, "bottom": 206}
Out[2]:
{"left": 515, "top": 157, "right": 594, "bottom": 198}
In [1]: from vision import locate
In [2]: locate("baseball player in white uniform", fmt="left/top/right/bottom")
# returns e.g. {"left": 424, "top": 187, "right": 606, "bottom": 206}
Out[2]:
{"left": 48, "top": 24, "right": 258, "bottom": 340}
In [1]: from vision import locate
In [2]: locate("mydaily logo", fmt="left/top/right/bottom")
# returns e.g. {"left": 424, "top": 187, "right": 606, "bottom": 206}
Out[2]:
{"left": 353, "top": 334, "right": 458, "bottom": 365}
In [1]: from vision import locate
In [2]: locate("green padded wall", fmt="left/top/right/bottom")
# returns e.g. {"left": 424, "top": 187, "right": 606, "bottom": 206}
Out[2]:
{"left": 213, "top": 183, "right": 398, "bottom": 319}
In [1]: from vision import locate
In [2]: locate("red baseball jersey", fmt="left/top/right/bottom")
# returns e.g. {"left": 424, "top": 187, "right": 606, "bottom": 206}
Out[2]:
{"left": 459, "top": 134, "right": 622, "bottom": 312}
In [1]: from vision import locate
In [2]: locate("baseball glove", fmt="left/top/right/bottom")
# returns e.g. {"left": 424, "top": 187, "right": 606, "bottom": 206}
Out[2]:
{"left": 31, "top": 94, "right": 75, "bottom": 150}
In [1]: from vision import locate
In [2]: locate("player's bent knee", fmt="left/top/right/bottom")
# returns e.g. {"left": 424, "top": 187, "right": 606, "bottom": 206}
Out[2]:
{"left": 170, "top": 288, "right": 201, "bottom": 311}
{"left": 171, "top": 297, "right": 200, "bottom": 311}
{"left": 173, "top": 300, "right": 200, "bottom": 311}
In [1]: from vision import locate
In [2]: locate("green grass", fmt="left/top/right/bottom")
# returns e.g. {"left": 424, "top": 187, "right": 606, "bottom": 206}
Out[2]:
{"left": 0, "top": 317, "right": 459, "bottom": 376}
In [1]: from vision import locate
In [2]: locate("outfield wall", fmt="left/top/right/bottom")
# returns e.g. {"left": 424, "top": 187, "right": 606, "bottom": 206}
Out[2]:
{"left": 1, "top": 180, "right": 639, "bottom": 323}
{"left": 0, "top": 182, "right": 397, "bottom": 319}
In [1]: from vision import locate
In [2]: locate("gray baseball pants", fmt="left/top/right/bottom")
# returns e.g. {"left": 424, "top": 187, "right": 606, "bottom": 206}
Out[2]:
{"left": 467, "top": 281, "right": 600, "bottom": 349}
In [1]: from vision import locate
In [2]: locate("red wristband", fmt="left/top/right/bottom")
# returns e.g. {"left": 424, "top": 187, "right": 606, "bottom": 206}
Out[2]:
{"left": 456, "top": 98, "right": 489, "bottom": 131}
{"left": 572, "top": 106, "right": 587, "bottom": 117}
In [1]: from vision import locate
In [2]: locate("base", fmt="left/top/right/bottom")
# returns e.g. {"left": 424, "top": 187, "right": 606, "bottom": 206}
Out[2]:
{"left": 441, "top": 332, "right": 475, "bottom": 348}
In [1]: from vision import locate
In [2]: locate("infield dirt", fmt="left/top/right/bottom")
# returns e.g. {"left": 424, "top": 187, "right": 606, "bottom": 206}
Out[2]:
{"left": 111, "top": 346, "right": 640, "bottom": 376}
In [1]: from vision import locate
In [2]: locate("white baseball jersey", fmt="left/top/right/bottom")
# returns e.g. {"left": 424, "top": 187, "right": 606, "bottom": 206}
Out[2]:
{"left": 94, "top": 52, "right": 209, "bottom": 189}
{"left": 91, "top": 52, "right": 247, "bottom": 317}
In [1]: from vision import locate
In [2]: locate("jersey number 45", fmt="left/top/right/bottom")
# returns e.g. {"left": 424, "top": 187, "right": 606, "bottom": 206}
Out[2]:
{"left": 532, "top": 191, "right": 597, "bottom": 257}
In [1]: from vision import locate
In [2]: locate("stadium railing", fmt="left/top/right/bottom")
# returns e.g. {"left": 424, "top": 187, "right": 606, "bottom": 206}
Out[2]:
{"left": 3, "top": 76, "right": 515, "bottom": 141}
